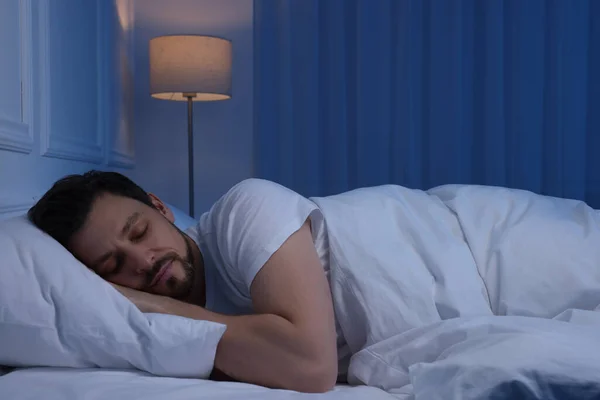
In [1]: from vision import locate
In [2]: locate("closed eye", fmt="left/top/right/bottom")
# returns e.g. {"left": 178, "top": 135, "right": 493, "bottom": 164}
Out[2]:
{"left": 131, "top": 224, "right": 148, "bottom": 243}
{"left": 111, "top": 253, "right": 125, "bottom": 276}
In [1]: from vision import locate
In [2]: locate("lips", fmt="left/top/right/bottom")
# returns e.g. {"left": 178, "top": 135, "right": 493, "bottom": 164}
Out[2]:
{"left": 150, "top": 260, "right": 172, "bottom": 288}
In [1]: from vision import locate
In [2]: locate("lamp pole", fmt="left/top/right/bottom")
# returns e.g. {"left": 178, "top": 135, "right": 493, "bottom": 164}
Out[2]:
{"left": 184, "top": 93, "right": 196, "bottom": 217}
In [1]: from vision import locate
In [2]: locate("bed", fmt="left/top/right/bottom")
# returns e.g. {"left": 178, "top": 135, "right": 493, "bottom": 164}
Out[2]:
{"left": 3, "top": 184, "right": 600, "bottom": 400}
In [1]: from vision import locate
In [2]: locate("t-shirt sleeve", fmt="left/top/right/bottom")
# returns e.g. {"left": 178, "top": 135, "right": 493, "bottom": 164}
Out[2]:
{"left": 208, "top": 178, "right": 319, "bottom": 293}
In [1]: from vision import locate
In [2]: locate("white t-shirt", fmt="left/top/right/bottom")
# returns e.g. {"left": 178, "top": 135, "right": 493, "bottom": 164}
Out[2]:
{"left": 185, "top": 178, "right": 351, "bottom": 378}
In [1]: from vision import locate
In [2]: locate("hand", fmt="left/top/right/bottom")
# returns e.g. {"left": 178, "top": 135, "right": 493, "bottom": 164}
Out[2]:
{"left": 110, "top": 283, "right": 168, "bottom": 313}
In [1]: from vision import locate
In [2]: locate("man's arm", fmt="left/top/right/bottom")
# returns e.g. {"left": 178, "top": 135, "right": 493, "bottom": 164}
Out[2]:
{"left": 218, "top": 220, "right": 338, "bottom": 391}
{"left": 118, "top": 221, "right": 338, "bottom": 393}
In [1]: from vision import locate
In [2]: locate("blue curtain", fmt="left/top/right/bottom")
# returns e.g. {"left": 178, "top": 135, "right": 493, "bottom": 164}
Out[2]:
{"left": 254, "top": 0, "right": 600, "bottom": 207}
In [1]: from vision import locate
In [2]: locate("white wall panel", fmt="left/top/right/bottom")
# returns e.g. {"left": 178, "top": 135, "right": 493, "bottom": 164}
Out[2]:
{"left": 39, "top": 0, "right": 104, "bottom": 163}
{"left": 0, "top": 0, "right": 136, "bottom": 210}
{"left": 0, "top": 0, "right": 33, "bottom": 154}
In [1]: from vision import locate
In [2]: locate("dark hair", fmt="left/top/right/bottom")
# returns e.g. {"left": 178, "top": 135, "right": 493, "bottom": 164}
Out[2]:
{"left": 28, "top": 170, "right": 154, "bottom": 248}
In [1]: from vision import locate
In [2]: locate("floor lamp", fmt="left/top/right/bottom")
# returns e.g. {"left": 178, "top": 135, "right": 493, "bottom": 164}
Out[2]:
{"left": 149, "top": 35, "right": 232, "bottom": 218}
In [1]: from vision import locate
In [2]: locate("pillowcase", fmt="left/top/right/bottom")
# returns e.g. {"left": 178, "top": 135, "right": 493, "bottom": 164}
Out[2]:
{"left": 0, "top": 216, "right": 225, "bottom": 378}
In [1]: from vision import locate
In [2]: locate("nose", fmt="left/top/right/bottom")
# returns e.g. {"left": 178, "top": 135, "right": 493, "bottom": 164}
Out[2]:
{"left": 130, "top": 246, "right": 156, "bottom": 275}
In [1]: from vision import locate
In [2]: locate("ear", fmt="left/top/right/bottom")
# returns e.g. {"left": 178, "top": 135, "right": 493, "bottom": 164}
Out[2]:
{"left": 147, "top": 193, "right": 175, "bottom": 223}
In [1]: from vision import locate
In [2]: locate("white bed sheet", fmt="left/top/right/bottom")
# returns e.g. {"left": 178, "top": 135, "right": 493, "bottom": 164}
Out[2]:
{"left": 0, "top": 367, "right": 399, "bottom": 400}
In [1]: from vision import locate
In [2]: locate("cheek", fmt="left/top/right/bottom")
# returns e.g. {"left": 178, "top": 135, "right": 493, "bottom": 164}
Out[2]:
{"left": 148, "top": 223, "right": 171, "bottom": 244}
{"left": 152, "top": 222, "right": 187, "bottom": 253}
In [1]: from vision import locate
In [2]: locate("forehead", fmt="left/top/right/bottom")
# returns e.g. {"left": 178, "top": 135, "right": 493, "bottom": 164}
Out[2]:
{"left": 85, "top": 193, "right": 146, "bottom": 231}
{"left": 67, "top": 194, "right": 147, "bottom": 258}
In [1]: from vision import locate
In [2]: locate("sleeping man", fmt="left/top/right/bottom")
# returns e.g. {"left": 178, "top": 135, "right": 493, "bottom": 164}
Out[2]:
{"left": 28, "top": 170, "right": 600, "bottom": 394}
{"left": 29, "top": 171, "right": 341, "bottom": 393}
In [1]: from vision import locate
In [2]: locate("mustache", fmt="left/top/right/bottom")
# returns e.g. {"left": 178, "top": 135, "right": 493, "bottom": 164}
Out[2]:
{"left": 146, "top": 252, "right": 187, "bottom": 288}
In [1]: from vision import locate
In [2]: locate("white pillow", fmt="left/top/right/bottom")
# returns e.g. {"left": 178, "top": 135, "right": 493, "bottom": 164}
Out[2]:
{"left": 0, "top": 216, "right": 226, "bottom": 378}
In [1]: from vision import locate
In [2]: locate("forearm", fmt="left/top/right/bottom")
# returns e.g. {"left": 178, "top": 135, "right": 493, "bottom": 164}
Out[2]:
{"left": 156, "top": 298, "right": 336, "bottom": 392}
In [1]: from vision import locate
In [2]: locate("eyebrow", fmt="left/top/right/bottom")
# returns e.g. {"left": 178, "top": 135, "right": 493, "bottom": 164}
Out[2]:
{"left": 121, "top": 212, "right": 141, "bottom": 238}
{"left": 91, "top": 212, "right": 140, "bottom": 272}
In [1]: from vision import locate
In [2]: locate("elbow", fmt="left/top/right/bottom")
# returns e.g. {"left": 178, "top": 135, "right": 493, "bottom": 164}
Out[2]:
{"left": 314, "top": 360, "right": 338, "bottom": 393}
{"left": 298, "top": 339, "right": 338, "bottom": 393}
{"left": 292, "top": 358, "right": 338, "bottom": 393}
{"left": 307, "top": 371, "right": 337, "bottom": 393}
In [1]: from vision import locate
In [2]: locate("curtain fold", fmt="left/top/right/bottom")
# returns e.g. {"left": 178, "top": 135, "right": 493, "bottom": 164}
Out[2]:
{"left": 254, "top": 0, "right": 600, "bottom": 206}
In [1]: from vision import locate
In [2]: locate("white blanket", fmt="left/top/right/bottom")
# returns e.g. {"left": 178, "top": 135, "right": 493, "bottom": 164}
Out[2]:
{"left": 311, "top": 184, "right": 600, "bottom": 398}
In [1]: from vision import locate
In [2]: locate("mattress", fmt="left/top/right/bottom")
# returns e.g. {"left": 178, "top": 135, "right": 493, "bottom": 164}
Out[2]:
{"left": 0, "top": 367, "right": 399, "bottom": 400}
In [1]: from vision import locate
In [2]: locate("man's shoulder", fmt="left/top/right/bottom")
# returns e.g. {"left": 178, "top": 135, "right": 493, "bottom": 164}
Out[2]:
{"left": 214, "top": 178, "right": 309, "bottom": 215}
{"left": 198, "top": 178, "right": 318, "bottom": 248}
{"left": 226, "top": 178, "right": 297, "bottom": 199}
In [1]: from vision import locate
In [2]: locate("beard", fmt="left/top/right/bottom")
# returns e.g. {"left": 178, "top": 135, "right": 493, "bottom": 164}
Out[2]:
{"left": 170, "top": 231, "right": 196, "bottom": 300}
{"left": 146, "top": 226, "right": 197, "bottom": 300}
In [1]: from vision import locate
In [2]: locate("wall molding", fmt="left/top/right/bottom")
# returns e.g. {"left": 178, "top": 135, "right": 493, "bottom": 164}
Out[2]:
{"left": 0, "top": 196, "right": 37, "bottom": 220}
{"left": 108, "top": 148, "right": 135, "bottom": 168}
{"left": 0, "top": 0, "right": 34, "bottom": 154}
{"left": 39, "top": 0, "right": 104, "bottom": 163}
{"left": 0, "top": 119, "right": 32, "bottom": 153}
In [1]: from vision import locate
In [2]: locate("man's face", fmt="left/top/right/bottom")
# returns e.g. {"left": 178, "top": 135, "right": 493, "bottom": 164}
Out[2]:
{"left": 69, "top": 193, "right": 195, "bottom": 299}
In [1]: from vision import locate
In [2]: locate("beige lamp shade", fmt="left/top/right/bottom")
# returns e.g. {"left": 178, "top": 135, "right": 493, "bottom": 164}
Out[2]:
{"left": 149, "top": 35, "right": 232, "bottom": 101}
